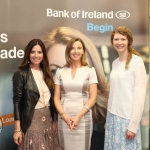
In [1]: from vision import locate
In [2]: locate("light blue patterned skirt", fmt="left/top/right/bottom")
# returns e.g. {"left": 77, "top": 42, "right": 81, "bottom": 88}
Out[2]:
{"left": 104, "top": 111, "right": 141, "bottom": 150}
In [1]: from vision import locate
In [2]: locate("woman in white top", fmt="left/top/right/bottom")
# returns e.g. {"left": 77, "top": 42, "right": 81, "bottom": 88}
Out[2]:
{"left": 54, "top": 38, "right": 98, "bottom": 150}
{"left": 104, "top": 26, "right": 146, "bottom": 150}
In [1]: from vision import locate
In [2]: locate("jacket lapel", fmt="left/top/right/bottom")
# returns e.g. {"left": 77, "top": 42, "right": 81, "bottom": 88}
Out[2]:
{"left": 24, "top": 67, "right": 39, "bottom": 94}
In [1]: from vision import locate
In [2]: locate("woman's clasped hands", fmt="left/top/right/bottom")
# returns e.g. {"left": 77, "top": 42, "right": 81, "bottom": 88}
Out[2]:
{"left": 61, "top": 113, "right": 80, "bottom": 130}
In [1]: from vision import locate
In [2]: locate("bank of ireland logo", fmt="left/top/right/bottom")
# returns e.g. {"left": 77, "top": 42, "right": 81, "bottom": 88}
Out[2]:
{"left": 0, "top": 117, "right": 3, "bottom": 134}
{"left": 115, "top": 10, "right": 130, "bottom": 19}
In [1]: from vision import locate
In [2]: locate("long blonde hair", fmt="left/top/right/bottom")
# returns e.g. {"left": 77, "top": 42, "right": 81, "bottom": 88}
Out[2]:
{"left": 111, "top": 26, "right": 140, "bottom": 69}
{"left": 43, "top": 27, "right": 109, "bottom": 123}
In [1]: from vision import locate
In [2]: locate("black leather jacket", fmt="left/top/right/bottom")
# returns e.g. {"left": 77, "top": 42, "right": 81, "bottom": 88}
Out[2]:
{"left": 12, "top": 66, "right": 56, "bottom": 133}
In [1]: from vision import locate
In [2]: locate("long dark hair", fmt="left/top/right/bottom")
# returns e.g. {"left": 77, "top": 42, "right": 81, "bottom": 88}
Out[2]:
{"left": 18, "top": 39, "right": 54, "bottom": 89}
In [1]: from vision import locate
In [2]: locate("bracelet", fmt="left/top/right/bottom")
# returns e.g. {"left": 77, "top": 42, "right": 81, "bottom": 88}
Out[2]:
{"left": 84, "top": 106, "right": 90, "bottom": 111}
{"left": 14, "top": 130, "right": 22, "bottom": 133}
{"left": 60, "top": 112, "right": 65, "bottom": 119}
{"left": 60, "top": 112, "right": 65, "bottom": 116}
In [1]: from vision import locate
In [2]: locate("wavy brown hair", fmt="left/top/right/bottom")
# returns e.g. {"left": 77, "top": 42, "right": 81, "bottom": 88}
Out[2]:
{"left": 18, "top": 39, "right": 54, "bottom": 89}
{"left": 65, "top": 38, "right": 88, "bottom": 67}
{"left": 111, "top": 26, "right": 140, "bottom": 69}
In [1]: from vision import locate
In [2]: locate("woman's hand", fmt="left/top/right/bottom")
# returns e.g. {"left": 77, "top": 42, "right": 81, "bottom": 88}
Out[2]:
{"left": 13, "top": 131, "right": 23, "bottom": 145}
{"left": 104, "top": 124, "right": 106, "bottom": 129}
{"left": 61, "top": 114, "right": 72, "bottom": 127}
{"left": 69, "top": 116, "right": 81, "bottom": 130}
{"left": 53, "top": 121, "right": 58, "bottom": 136}
{"left": 126, "top": 130, "right": 136, "bottom": 140}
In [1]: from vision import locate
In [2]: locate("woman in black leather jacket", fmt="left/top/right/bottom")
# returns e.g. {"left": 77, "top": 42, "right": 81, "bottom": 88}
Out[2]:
{"left": 12, "top": 39, "right": 57, "bottom": 150}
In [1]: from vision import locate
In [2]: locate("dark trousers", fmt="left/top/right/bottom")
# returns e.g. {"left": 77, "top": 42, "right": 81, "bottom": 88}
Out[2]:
{"left": 90, "top": 131, "right": 105, "bottom": 150}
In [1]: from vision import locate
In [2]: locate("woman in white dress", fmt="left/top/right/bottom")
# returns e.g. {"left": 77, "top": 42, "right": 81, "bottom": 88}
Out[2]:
{"left": 104, "top": 26, "right": 146, "bottom": 150}
{"left": 54, "top": 38, "right": 98, "bottom": 150}
{"left": 43, "top": 27, "right": 108, "bottom": 123}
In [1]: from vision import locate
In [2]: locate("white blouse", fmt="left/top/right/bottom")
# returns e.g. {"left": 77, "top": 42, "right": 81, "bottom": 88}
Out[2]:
{"left": 31, "top": 69, "right": 50, "bottom": 109}
{"left": 107, "top": 54, "right": 146, "bottom": 133}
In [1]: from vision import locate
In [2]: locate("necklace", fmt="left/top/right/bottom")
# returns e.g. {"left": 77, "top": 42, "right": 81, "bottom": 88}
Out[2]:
{"left": 31, "top": 69, "right": 49, "bottom": 107}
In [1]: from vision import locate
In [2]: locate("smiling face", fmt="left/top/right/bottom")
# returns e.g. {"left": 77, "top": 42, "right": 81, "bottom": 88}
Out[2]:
{"left": 112, "top": 33, "right": 128, "bottom": 54}
{"left": 30, "top": 45, "right": 43, "bottom": 67}
{"left": 47, "top": 42, "right": 93, "bottom": 75}
{"left": 69, "top": 41, "right": 84, "bottom": 62}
